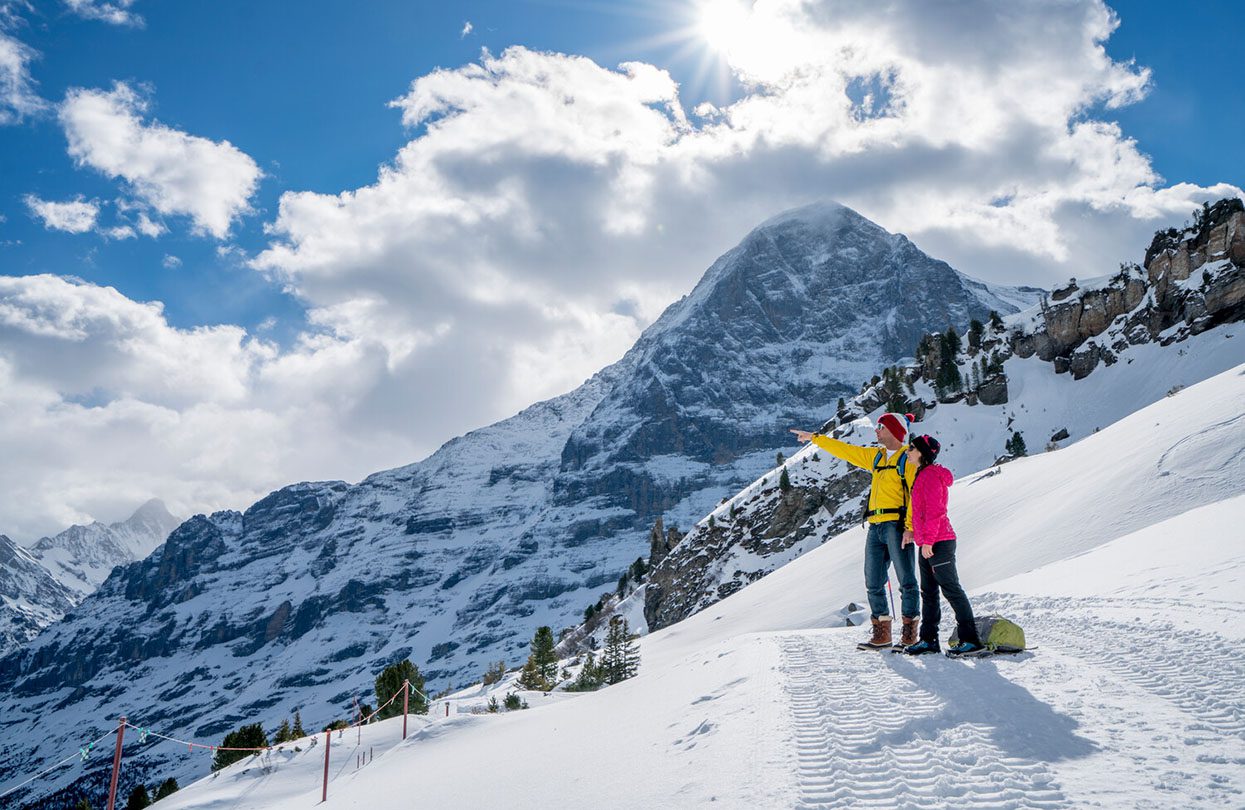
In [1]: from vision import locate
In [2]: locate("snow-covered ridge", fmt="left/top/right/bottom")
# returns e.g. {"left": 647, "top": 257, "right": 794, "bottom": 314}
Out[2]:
{"left": 637, "top": 197, "right": 1245, "bottom": 632}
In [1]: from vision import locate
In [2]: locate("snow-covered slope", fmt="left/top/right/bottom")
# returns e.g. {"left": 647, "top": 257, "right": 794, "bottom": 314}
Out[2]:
{"left": 127, "top": 362, "right": 1245, "bottom": 809}
{"left": 0, "top": 202, "right": 1039, "bottom": 807}
{"left": 0, "top": 537, "right": 76, "bottom": 657}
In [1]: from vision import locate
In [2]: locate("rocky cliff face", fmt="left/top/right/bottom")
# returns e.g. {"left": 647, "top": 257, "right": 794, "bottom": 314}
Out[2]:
{"left": 0, "top": 202, "right": 1038, "bottom": 807}
{"left": 639, "top": 197, "right": 1245, "bottom": 633}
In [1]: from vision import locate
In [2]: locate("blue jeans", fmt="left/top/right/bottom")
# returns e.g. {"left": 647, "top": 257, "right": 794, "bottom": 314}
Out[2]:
{"left": 864, "top": 521, "right": 918, "bottom": 619}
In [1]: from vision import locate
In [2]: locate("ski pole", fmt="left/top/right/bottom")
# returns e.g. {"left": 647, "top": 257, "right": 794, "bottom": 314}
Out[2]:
{"left": 886, "top": 578, "right": 896, "bottom": 620}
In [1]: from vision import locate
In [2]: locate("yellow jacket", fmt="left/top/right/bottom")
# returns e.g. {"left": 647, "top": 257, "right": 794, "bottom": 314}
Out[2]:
{"left": 810, "top": 434, "right": 915, "bottom": 529}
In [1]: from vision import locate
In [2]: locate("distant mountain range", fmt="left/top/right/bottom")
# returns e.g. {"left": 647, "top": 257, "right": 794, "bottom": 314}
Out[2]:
{"left": 2, "top": 201, "right": 1053, "bottom": 806}
{"left": 0, "top": 499, "right": 181, "bottom": 656}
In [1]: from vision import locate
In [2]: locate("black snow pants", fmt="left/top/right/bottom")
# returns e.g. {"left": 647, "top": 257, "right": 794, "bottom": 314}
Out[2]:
{"left": 917, "top": 540, "right": 981, "bottom": 645}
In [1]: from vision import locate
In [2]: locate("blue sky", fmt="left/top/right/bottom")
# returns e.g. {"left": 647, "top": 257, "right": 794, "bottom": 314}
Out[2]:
{"left": 4, "top": 1, "right": 1239, "bottom": 335}
{"left": 3, "top": 0, "right": 740, "bottom": 336}
{"left": 0, "top": 0, "right": 1242, "bottom": 538}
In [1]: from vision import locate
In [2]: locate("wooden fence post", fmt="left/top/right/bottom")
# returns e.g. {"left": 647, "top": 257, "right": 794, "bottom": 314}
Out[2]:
{"left": 104, "top": 716, "right": 126, "bottom": 810}
{"left": 402, "top": 680, "right": 410, "bottom": 740}
{"left": 321, "top": 729, "right": 331, "bottom": 802}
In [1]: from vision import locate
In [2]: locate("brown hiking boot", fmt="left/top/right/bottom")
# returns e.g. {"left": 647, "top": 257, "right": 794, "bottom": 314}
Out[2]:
{"left": 900, "top": 616, "right": 919, "bottom": 647}
{"left": 858, "top": 616, "right": 892, "bottom": 649}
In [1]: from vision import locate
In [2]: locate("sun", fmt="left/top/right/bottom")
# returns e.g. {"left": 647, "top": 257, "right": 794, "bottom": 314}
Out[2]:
{"left": 697, "top": 0, "right": 752, "bottom": 56}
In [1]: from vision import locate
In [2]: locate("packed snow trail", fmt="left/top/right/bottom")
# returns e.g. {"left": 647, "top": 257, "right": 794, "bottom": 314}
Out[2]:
{"left": 779, "top": 633, "right": 1069, "bottom": 809}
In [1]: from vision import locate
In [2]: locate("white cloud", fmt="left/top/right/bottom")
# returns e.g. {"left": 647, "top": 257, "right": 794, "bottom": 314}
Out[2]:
{"left": 62, "top": 0, "right": 142, "bottom": 27}
{"left": 161, "top": 254, "right": 181, "bottom": 269}
{"left": 0, "top": 274, "right": 412, "bottom": 540}
{"left": 3, "top": 0, "right": 1243, "bottom": 539}
{"left": 59, "top": 82, "right": 262, "bottom": 238}
{"left": 253, "top": 1, "right": 1241, "bottom": 457}
{"left": 0, "top": 29, "right": 45, "bottom": 124}
{"left": 461, "top": 20, "right": 473, "bottom": 38}
{"left": 24, "top": 194, "right": 100, "bottom": 233}
{"left": 135, "top": 211, "right": 165, "bottom": 237}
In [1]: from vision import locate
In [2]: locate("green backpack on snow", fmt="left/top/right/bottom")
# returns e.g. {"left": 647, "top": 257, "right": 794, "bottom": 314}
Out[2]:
{"left": 950, "top": 615, "right": 1027, "bottom": 653}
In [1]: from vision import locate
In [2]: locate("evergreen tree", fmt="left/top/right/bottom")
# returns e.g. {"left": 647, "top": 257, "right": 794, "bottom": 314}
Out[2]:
{"left": 989, "top": 351, "right": 1005, "bottom": 374}
{"left": 482, "top": 659, "right": 507, "bottom": 686}
{"left": 601, "top": 616, "right": 641, "bottom": 685}
{"left": 779, "top": 467, "right": 791, "bottom": 492}
{"left": 291, "top": 710, "right": 305, "bottom": 739}
{"left": 837, "top": 396, "right": 846, "bottom": 411}
{"left": 933, "top": 329, "right": 964, "bottom": 394}
{"left": 124, "top": 784, "right": 150, "bottom": 810}
{"left": 359, "top": 703, "right": 373, "bottom": 722}
{"left": 775, "top": 451, "right": 785, "bottom": 466}
{"left": 707, "top": 514, "right": 716, "bottom": 529}
{"left": 211, "top": 723, "right": 268, "bottom": 772}
{"left": 375, "top": 659, "right": 427, "bottom": 718}
{"left": 517, "top": 657, "right": 547, "bottom": 691}
{"left": 944, "top": 326, "right": 962, "bottom": 355}
{"left": 567, "top": 651, "right": 603, "bottom": 692}
{"left": 153, "top": 779, "right": 179, "bottom": 801}
{"left": 530, "top": 626, "right": 558, "bottom": 684}
{"left": 487, "top": 696, "right": 500, "bottom": 713}
{"left": 967, "top": 319, "right": 984, "bottom": 353}
{"left": 1006, "top": 431, "right": 1028, "bottom": 458}
{"left": 273, "top": 719, "right": 292, "bottom": 744}
{"left": 503, "top": 692, "right": 524, "bottom": 710}
{"left": 989, "top": 310, "right": 1004, "bottom": 331}
{"left": 629, "top": 557, "right": 647, "bottom": 581}
{"left": 583, "top": 603, "right": 597, "bottom": 623}
{"left": 979, "top": 355, "right": 989, "bottom": 379}
{"left": 75, "top": 800, "right": 92, "bottom": 810}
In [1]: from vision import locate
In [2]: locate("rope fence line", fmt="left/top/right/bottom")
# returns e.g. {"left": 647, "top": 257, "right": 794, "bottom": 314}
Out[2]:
{"left": 0, "top": 729, "right": 117, "bottom": 800}
{"left": 1, "top": 679, "right": 436, "bottom": 807}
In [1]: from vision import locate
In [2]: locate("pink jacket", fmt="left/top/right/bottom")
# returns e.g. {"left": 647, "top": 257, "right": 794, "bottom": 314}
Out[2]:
{"left": 911, "top": 464, "right": 956, "bottom": 546}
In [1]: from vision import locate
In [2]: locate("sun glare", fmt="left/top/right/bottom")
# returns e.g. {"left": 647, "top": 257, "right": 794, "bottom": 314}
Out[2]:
{"left": 698, "top": 0, "right": 751, "bottom": 55}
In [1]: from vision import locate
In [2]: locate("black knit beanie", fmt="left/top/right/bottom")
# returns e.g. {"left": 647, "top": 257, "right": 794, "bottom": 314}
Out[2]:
{"left": 911, "top": 434, "right": 940, "bottom": 463}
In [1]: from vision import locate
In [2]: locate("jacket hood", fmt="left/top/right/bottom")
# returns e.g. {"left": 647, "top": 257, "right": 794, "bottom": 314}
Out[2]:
{"left": 921, "top": 463, "right": 954, "bottom": 487}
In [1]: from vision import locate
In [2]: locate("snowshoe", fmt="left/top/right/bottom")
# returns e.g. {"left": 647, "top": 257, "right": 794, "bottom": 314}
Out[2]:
{"left": 946, "top": 641, "right": 990, "bottom": 658}
{"left": 898, "top": 639, "right": 940, "bottom": 655}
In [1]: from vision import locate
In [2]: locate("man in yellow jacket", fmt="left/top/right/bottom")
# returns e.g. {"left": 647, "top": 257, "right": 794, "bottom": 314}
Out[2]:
{"left": 791, "top": 412, "right": 919, "bottom": 649}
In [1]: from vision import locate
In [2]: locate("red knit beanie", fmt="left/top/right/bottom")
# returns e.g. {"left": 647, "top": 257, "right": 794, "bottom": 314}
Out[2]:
{"left": 877, "top": 412, "right": 913, "bottom": 443}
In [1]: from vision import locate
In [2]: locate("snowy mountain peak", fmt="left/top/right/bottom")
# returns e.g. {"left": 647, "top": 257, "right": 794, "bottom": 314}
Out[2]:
{"left": 0, "top": 204, "right": 1046, "bottom": 807}
{"left": 22, "top": 499, "right": 183, "bottom": 601}
{"left": 753, "top": 198, "right": 855, "bottom": 232}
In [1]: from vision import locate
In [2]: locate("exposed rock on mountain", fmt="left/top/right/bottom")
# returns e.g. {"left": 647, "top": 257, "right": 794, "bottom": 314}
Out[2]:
{"left": 0, "top": 202, "right": 1039, "bottom": 806}
{"left": 0, "top": 537, "right": 76, "bottom": 657}
{"left": 639, "top": 198, "right": 1245, "bottom": 633}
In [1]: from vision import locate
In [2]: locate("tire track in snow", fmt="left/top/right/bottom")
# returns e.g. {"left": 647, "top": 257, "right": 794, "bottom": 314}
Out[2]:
{"left": 979, "top": 594, "right": 1245, "bottom": 740}
{"left": 779, "top": 634, "right": 1069, "bottom": 809}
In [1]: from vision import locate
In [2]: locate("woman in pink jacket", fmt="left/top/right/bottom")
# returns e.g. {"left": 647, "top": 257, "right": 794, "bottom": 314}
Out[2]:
{"left": 900, "top": 434, "right": 985, "bottom": 657}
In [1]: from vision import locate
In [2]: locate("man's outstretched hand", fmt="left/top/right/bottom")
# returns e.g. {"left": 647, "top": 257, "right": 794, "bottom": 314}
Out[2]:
{"left": 789, "top": 428, "right": 814, "bottom": 443}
